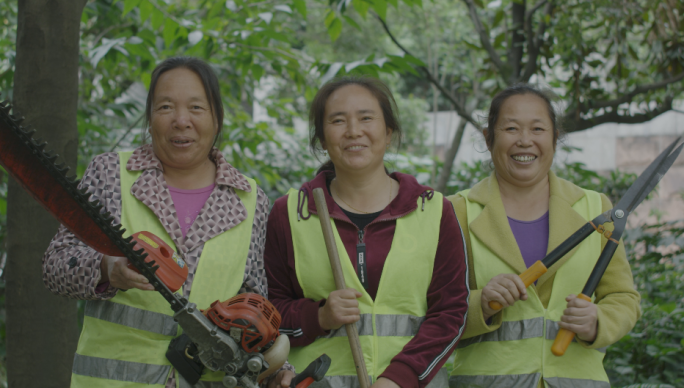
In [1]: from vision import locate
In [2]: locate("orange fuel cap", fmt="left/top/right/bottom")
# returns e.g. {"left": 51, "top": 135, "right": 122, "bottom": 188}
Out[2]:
{"left": 127, "top": 231, "right": 188, "bottom": 292}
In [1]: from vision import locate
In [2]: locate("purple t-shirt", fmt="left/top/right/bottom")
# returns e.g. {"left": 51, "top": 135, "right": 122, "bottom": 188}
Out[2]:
{"left": 169, "top": 183, "right": 216, "bottom": 238}
{"left": 508, "top": 211, "right": 549, "bottom": 268}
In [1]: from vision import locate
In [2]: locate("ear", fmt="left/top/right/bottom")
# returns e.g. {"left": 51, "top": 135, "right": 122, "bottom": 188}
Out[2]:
{"left": 386, "top": 127, "right": 393, "bottom": 145}
{"left": 482, "top": 127, "right": 491, "bottom": 150}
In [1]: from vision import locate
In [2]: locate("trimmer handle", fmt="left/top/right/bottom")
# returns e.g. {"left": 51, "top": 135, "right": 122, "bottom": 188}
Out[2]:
{"left": 291, "top": 354, "right": 332, "bottom": 388}
{"left": 488, "top": 261, "right": 548, "bottom": 310}
{"left": 551, "top": 293, "right": 592, "bottom": 356}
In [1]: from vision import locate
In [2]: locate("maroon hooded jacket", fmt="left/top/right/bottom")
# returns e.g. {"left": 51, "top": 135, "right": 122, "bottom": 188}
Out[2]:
{"left": 265, "top": 171, "right": 469, "bottom": 388}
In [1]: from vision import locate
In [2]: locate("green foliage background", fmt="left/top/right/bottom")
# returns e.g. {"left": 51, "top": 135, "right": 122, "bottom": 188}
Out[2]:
{"left": 0, "top": 0, "right": 683, "bottom": 387}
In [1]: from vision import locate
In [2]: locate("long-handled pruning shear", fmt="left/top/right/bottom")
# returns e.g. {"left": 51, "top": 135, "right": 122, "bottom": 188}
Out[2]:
{"left": 487, "top": 136, "right": 684, "bottom": 356}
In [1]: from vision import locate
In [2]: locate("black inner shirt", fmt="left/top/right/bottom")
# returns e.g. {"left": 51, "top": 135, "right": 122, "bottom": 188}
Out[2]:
{"left": 326, "top": 177, "right": 382, "bottom": 231}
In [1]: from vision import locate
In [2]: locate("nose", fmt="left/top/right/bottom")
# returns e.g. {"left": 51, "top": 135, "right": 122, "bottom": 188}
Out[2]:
{"left": 173, "top": 108, "right": 191, "bottom": 129}
{"left": 345, "top": 117, "right": 362, "bottom": 138}
{"left": 518, "top": 128, "right": 533, "bottom": 146}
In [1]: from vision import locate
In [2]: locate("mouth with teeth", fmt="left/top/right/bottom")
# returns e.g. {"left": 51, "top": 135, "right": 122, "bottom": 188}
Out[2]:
{"left": 345, "top": 145, "right": 367, "bottom": 151}
{"left": 511, "top": 154, "right": 537, "bottom": 162}
{"left": 171, "top": 138, "right": 194, "bottom": 147}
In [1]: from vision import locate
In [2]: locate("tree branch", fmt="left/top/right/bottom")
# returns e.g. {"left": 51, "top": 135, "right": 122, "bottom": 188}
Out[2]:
{"left": 436, "top": 117, "right": 468, "bottom": 193}
{"left": 521, "top": 1, "right": 554, "bottom": 82}
{"left": 565, "top": 96, "right": 674, "bottom": 132}
{"left": 508, "top": 1, "right": 526, "bottom": 82}
{"left": 110, "top": 113, "right": 144, "bottom": 152}
{"left": 579, "top": 73, "right": 684, "bottom": 112}
{"left": 376, "top": 16, "right": 481, "bottom": 130}
{"left": 525, "top": 0, "right": 548, "bottom": 21}
{"left": 461, "top": 0, "right": 506, "bottom": 77}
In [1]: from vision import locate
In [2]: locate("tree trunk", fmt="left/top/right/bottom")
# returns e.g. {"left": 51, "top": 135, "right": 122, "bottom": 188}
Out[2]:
{"left": 7, "top": 1, "right": 86, "bottom": 387}
{"left": 436, "top": 117, "right": 468, "bottom": 194}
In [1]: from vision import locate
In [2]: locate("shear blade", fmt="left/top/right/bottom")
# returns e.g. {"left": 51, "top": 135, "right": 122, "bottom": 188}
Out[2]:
{"left": 615, "top": 137, "right": 683, "bottom": 215}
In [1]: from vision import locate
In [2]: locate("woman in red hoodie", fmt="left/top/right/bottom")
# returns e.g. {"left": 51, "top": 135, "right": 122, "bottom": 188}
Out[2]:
{"left": 265, "top": 77, "right": 469, "bottom": 388}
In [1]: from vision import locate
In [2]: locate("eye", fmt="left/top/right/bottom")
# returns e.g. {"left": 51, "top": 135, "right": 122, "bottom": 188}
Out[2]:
{"left": 361, "top": 116, "right": 372, "bottom": 121}
{"left": 158, "top": 104, "right": 171, "bottom": 110}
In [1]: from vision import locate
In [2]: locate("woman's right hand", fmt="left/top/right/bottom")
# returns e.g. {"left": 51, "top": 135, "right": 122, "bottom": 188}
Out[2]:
{"left": 481, "top": 274, "right": 528, "bottom": 320}
{"left": 318, "top": 288, "right": 363, "bottom": 331}
{"left": 99, "top": 255, "right": 155, "bottom": 291}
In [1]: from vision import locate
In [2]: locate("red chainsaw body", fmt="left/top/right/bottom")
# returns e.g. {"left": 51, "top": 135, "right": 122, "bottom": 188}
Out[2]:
{"left": 204, "top": 293, "right": 281, "bottom": 353}
{"left": 127, "top": 231, "right": 188, "bottom": 292}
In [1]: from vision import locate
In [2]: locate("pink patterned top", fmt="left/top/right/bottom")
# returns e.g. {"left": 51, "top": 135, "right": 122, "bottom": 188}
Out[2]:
{"left": 168, "top": 183, "right": 216, "bottom": 238}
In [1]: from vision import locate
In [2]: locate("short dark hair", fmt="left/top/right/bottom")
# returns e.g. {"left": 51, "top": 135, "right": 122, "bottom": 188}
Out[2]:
{"left": 144, "top": 56, "right": 224, "bottom": 147}
{"left": 309, "top": 76, "right": 402, "bottom": 174}
{"left": 485, "top": 84, "right": 560, "bottom": 149}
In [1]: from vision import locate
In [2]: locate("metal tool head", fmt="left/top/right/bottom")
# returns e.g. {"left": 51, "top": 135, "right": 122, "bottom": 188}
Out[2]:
{"left": 614, "top": 137, "right": 684, "bottom": 217}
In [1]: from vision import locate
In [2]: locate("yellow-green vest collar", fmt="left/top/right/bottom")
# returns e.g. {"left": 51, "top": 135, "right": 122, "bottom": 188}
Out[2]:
{"left": 465, "top": 171, "right": 595, "bottom": 289}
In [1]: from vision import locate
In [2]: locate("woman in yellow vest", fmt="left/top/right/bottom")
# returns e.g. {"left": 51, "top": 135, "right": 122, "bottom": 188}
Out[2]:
{"left": 264, "top": 77, "right": 470, "bottom": 388}
{"left": 448, "top": 84, "right": 640, "bottom": 388}
{"left": 42, "top": 57, "right": 294, "bottom": 388}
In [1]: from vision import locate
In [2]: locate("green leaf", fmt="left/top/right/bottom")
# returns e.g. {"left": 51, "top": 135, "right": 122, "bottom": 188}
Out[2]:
{"left": 659, "top": 302, "right": 676, "bottom": 313}
{"left": 141, "top": 72, "right": 152, "bottom": 89}
{"left": 463, "top": 40, "right": 480, "bottom": 50}
{"left": 387, "top": 55, "right": 418, "bottom": 75}
{"left": 403, "top": 54, "right": 426, "bottom": 67}
{"left": 139, "top": 0, "right": 153, "bottom": 22}
{"left": 327, "top": 17, "right": 343, "bottom": 41}
{"left": 151, "top": 8, "right": 164, "bottom": 30}
{"left": 472, "top": 0, "right": 484, "bottom": 8}
{"left": 628, "top": 44, "right": 639, "bottom": 61}
{"left": 163, "top": 18, "right": 179, "bottom": 47}
{"left": 372, "top": 0, "right": 387, "bottom": 20}
{"left": 343, "top": 15, "right": 362, "bottom": 31}
{"left": 264, "top": 30, "right": 290, "bottom": 43}
{"left": 251, "top": 64, "right": 264, "bottom": 81}
{"left": 293, "top": 0, "right": 306, "bottom": 17}
{"left": 352, "top": 0, "right": 370, "bottom": 18}
{"left": 123, "top": 0, "right": 142, "bottom": 16}
{"left": 493, "top": 32, "right": 505, "bottom": 48}
{"left": 387, "top": 0, "right": 398, "bottom": 8}
{"left": 208, "top": 1, "right": 224, "bottom": 18}
{"left": 492, "top": 9, "right": 505, "bottom": 29}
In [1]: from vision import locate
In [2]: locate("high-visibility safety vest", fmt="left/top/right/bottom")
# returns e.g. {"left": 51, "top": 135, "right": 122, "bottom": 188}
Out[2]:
{"left": 71, "top": 151, "right": 257, "bottom": 388}
{"left": 286, "top": 189, "right": 451, "bottom": 388}
{"left": 450, "top": 188, "right": 610, "bottom": 388}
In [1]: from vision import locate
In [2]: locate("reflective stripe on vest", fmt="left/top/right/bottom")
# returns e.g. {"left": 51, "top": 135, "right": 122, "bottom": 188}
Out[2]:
{"left": 450, "top": 188, "right": 610, "bottom": 388}
{"left": 316, "top": 314, "right": 425, "bottom": 339}
{"left": 310, "top": 368, "right": 449, "bottom": 388}
{"left": 71, "top": 151, "right": 257, "bottom": 388}
{"left": 449, "top": 374, "right": 611, "bottom": 388}
{"left": 286, "top": 189, "right": 443, "bottom": 386}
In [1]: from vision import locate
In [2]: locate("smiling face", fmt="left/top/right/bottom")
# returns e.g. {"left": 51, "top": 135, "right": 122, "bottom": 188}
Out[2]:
{"left": 150, "top": 67, "right": 217, "bottom": 172}
{"left": 488, "top": 93, "right": 556, "bottom": 188}
{"left": 321, "top": 84, "right": 392, "bottom": 174}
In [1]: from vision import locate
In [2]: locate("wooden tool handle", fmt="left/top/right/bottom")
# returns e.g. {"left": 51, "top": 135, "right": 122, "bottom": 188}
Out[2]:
{"left": 488, "top": 260, "right": 548, "bottom": 310}
{"left": 551, "top": 293, "right": 592, "bottom": 356}
{"left": 312, "top": 188, "right": 371, "bottom": 388}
